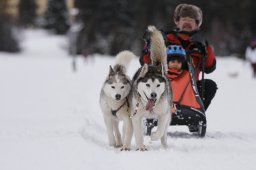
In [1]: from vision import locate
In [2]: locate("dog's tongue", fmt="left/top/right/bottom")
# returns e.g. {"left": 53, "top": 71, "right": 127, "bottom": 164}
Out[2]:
{"left": 146, "top": 99, "right": 156, "bottom": 111}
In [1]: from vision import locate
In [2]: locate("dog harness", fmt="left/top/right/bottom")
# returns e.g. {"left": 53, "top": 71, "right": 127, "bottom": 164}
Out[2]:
{"left": 111, "top": 97, "right": 129, "bottom": 117}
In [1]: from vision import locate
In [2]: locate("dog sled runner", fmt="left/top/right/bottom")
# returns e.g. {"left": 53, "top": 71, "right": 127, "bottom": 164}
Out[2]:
{"left": 145, "top": 43, "right": 207, "bottom": 137}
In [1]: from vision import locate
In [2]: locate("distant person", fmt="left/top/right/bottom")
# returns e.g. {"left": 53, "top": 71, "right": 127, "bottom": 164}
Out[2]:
{"left": 245, "top": 39, "right": 256, "bottom": 78}
{"left": 140, "top": 3, "right": 217, "bottom": 110}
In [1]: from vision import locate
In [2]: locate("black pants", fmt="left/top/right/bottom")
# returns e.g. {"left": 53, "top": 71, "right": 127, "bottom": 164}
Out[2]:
{"left": 197, "top": 79, "right": 218, "bottom": 111}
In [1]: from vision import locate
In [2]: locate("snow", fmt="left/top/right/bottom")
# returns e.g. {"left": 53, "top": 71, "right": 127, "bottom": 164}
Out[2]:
{"left": 0, "top": 29, "right": 256, "bottom": 170}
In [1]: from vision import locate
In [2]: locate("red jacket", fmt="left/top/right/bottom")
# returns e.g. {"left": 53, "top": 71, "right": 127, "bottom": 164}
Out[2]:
{"left": 140, "top": 31, "right": 216, "bottom": 80}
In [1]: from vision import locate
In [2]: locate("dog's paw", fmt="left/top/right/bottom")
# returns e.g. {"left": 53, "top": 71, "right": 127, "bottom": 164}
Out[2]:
{"left": 162, "top": 143, "right": 168, "bottom": 149}
{"left": 161, "top": 136, "right": 168, "bottom": 147}
{"left": 136, "top": 145, "right": 148, "bottom": 151}
{"left": 114, "top": 140, "right": 123, "bottom": 148}
{"left": 120, "top": 147, "right": 130, "bottom": 151}
{"left": 151, "top": 132, "right": 161, "bottom": 141}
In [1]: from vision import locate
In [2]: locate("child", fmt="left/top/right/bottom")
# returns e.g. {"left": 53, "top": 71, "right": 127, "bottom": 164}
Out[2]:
{"left": 166, "top": 45, "right": 186, "bottom": 80}
{"left": 166, "top": 45, "right": 202, "bottom": 112}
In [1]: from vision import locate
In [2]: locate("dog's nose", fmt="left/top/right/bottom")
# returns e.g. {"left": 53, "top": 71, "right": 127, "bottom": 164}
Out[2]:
{"left": 115, "top": 94, "right": 121, "bottom": 100}
{"left": 150, "top": 92, "right": 157, "bottom": 99}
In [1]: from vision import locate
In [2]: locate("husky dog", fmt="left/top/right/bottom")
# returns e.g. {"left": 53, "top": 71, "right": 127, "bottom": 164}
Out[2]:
{"left": 130, "top": 26, "right": 172, "bottom": 150}
{"left": 100, "top": 51, "right": 135, "bottom": 150}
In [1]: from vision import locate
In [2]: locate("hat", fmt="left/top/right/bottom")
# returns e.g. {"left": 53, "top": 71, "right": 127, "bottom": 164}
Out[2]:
{"left": 174, "top": 4, "right": 203, "bottom": 27}
{"left": 166, "top": 45, "right": 186, "bottom": 62}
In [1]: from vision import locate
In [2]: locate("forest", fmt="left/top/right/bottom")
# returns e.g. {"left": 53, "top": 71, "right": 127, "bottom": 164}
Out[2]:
{"left": 1, "top": 0, "right": 256, "bottom": 57}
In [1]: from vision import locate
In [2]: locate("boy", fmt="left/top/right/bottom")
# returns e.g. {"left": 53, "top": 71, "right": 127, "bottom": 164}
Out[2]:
{"left": 166, "top": 45, "right": 202, "bottom": 112}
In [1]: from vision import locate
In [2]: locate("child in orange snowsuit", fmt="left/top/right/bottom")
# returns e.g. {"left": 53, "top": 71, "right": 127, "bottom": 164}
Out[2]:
{"left": 166, "top": 45, "right": 203, "bottom": 113}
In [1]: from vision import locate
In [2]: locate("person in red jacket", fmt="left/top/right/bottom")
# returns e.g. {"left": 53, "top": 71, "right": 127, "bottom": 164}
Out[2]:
{"left": 140, "top": 3, "right": 217, "bottom": 110}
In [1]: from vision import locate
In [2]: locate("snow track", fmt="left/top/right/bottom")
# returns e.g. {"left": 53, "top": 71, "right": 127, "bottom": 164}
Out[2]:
{"left": 0, "top": 29, "right": 256, "bottom": 170}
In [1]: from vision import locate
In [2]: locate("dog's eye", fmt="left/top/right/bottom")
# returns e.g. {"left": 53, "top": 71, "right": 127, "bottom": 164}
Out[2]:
{"left": 121, "top": 86, "right": 124, "bottom": 89}
{"left": 146, "top": 84, "right": 150, "bottom": 87}
{"left": 157, "top": 84, "right": 160, "bottom": 87}
{"left": 111, "top": 86, "right": 115, "bottom": 89}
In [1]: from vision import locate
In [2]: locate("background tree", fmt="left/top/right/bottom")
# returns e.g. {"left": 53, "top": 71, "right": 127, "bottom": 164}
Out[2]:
{"left": 44, "top": 0, "right": 70, "bottom": 34}
{"left": 0, "top": 0, "right": 20, "bottom": 53}
{"left": 74, "top": 0, "right": 136, "bottom": 55}
{"left": 73, "top": 0, "right": 256, "bottom": 57}
{"left": 18, "top": 0, "right": 37, "bottom": 27}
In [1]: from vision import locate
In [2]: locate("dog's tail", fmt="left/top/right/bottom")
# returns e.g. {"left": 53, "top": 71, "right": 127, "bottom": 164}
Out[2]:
{"left": 147, "top": 25, "right": 167, "bottom": 72}
{"left": 114, "top": 50, "right": 137, "bottom": 73}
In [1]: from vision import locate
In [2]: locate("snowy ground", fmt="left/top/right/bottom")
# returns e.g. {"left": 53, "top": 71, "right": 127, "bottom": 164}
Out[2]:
{"left": 0, "top": 29, "right": 256, "bottom": 170}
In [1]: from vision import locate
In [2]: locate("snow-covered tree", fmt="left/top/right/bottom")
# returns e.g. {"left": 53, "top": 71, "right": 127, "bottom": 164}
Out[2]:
{"left": 18, "top": 0, "right": 37, "bottom": 27}
{"left": 0, "top": 1, "right": 20, "bottom": 53}
{"left": 73, "top": 0, "right": 256, "bottom": 56}
{"left": 75, "top": 0, "right": 136, "bottom": 55}
{"left": 44, "top": 0, "right": 69, "bottom": 34}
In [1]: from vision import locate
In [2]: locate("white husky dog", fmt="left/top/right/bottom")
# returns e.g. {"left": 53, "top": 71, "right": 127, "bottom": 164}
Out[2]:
{"left": 100, "top": 51, "right": 136, "bottom": 150}
{"left": 130, "top": 26, "right": 172, "bottom": 150}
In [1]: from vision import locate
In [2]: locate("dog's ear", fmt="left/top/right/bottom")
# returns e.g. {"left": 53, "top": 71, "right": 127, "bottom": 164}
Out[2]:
{"left": 138, "top": 64, "right": 148, "bottom": 78}
{"left": 108, "top": 65, "right": 115, "bottom": 76}
{"left": 114, "top": 65, "right": 126, "bottom": 75}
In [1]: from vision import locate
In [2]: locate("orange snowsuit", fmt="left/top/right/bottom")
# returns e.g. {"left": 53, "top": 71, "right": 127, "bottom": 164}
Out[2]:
{"left": 167, "top": 69, "right": 201, "bottom": 109}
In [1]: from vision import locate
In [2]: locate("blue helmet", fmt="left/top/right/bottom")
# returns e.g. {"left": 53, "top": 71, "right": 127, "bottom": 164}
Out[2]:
{"left": 166, "top": 45, "right": 186, "bottom": 61}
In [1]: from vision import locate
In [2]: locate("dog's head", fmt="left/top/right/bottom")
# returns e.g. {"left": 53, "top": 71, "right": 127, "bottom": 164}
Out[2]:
{"left": 103, "top": 65, "right": 131, "bottom": 101}
{"left": 136, "top": 64, "right": 167, "bottom": 111}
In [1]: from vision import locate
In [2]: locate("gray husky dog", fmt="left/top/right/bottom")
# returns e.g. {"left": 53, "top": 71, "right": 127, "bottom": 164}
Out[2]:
{"left": 130, "top": 26, "right": 172, "bottom": 150}
{"left": 100, "top": 51, "right": 136, "bottom": 150}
